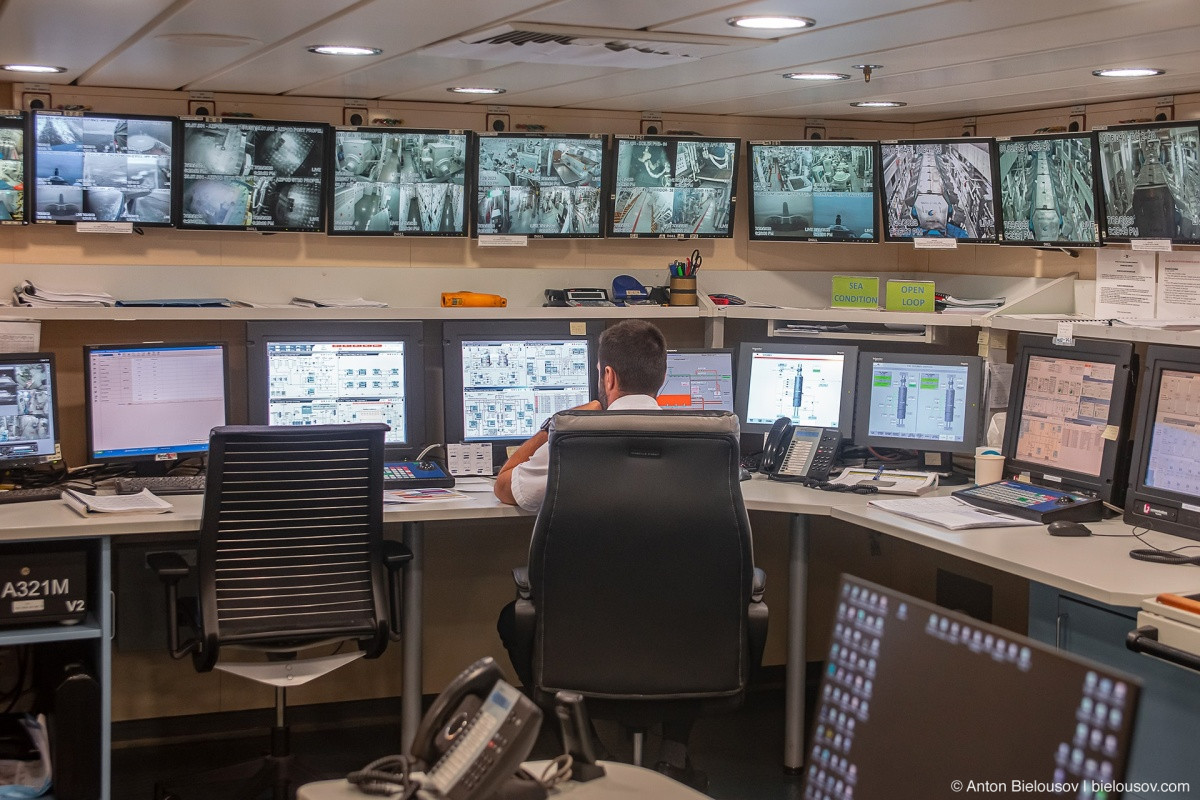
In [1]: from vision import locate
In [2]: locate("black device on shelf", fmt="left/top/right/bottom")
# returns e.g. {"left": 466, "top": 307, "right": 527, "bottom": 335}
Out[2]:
{"left": 995, "top": 131, "right": 1103, "bottom": 247}
{"left": 0, "top": 351, "right": 62, "bottom": 470}
{"left": 606, "top": 134, "right": 739, "bottom": 238}
{"left": 953, "top": 479, "right": 1106, "bottom": 523}
{"left": 0, "top": 111, "right": 25, "bottom": 225}
{"left": 746, "top": 140, "right": 878, "bottom": 242}
{"left": 1096, "top": 120, "right": 1200, "bottom": 244}
{"left": 734, "top": 342, "right": 859, "bottom": 439}
{"left": 879, "top": 137, "right": 1000, "bottom": 243}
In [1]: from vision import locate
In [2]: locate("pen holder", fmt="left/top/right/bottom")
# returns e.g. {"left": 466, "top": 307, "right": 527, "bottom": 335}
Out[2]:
{"left": 669, "top": 276, "right": 697, "bottom": 306}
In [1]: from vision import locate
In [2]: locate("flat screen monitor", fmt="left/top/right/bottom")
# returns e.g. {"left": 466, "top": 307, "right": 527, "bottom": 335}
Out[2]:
{"left": 178, "top": 117, "right": 327, "bottom": 232}
{"left": 329, "top": 127, "right": 469, "bottom": 236}
{"left": 30, "top": 110, "right": 173, "bottom": 226}
{"left": 1096, "top": 120, "right": 1200, "bottom": 243}
{"left": 1003, "top": 334, "right": 1135, "bottom": 506}
{"left": 1124, "top": 344, "right": 1200, "bottom": 541}
{"left": 854, "top": 352, "right": 983, "bottom": 456}
{"left": 747, "top": 140, "right": 877, "bottom": 242}
{"left": 734, "top": 342, "right": 858, "bottom": 437}
{"left": 657, "top": 349, "right": 735, "bottom": 412}
{"left": 473, "top": 133, "right": 606, "bottom": 238}
{"left": 996, "top": 132, "right": 1102, "bottom": 247}
{"left": 84, "top": 343, "right": 228, "bottom": 465}
{"left": 805, "top": 575, "right": 1141, "bottom": 799}
{"left": 608, "top": 135, "right": 738, "bottom": 238}
{"left": 0, "top": 352, "right": 61, "bottom": 468}
{"left": 880, "top": 138, "right": 999, "bottom": 242}
{"left": 0, "top": 112, "right": 25, "bottom": 225}
{"left": 246, "top": 321, "right": 427, "bottom": 459}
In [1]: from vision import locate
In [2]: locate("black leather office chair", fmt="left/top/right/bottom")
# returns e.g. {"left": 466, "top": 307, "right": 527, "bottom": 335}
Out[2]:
{"left": 505, "top": 410, "right": 767, "bottom": 765}
{"left": 149, "top": 423, "right": 411, "bottom": 800}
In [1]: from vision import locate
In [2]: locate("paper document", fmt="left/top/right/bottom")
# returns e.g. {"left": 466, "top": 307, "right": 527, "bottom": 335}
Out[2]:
{"left": 868, "top": 496, "right": 1040, "bottom": 530}
{"left": 452, "top": 478, "right": 497, "bottom": 493}
{"left": 827, "top": 469, "right": 937, "bottom": 495}
{"left": 62, "top": 488, "right": 173, "bottom": 516}
{"left": 384, "top": 488, "right": 471, "bottom": 503}
{"left": 1094, "top": 250, "right": 1156, "bottom": 318}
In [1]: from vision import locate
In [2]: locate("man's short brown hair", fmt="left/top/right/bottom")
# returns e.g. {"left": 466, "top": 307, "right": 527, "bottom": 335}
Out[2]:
{"left": 597, "top": 320, "right": 667, "bottom": 396}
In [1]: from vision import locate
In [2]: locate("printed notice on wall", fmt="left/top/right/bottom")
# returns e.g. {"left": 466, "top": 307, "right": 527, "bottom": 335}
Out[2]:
{"left": 1094, "top": 250, "right": 1156, "bottom": 319}
{"left": 1156, "top": 252, "right": 1200, "bottom": 320}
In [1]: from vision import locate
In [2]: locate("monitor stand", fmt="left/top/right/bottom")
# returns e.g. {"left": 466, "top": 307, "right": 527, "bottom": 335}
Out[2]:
{"left": 131, "top": 459, "right": 175, "bottom": 478}
{"left": 919, "top": 451, "right": 969, "bottom": 486}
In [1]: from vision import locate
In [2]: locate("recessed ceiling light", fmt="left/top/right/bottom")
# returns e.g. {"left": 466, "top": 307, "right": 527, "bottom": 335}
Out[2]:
{"left": 727, "top": 15, "right": 815, "bottom": 30}
{"left": 447, "top": 87, "right": 506, "bottom": 95}
{"left": 2, "top": 64, "right": 66, "bottom": 74}
{"left": 850, "top": 101, "right": 906, "bottom": 108}
{"left": 1092, "top": 67, "right": 1165, "bottom": 78}
{"left": 783, "top": 72, "right": 851, "bottom": 81}
{"left": 307, "top": 45, "right": 382, "bottom": 56}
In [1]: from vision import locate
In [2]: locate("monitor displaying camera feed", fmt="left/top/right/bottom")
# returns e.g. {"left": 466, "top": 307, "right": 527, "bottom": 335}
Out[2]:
{"left": 474, "top": 133, "right": 606, "bottom": 238}
{"left": 0, "top": 113, "right": 24, "bottom": 225}
{"left": 179, "top": 117, "right": 327, "bottom": 232}
{"left": 997, "top": 133, "right": 1102, "bottom": 246}
{"left": 609, "top": 135, "right": 737, "bottom": 238}
{"left": 1096, "top": 120, "right": 1200, "bottom": 243}
{"left": 747, "top": 141, "right": 877, "bottom": 242}
{"left": 329, "top": 127, "right": 468, "bottom": 236}
{"left": 880, "top": 139, "right": 998, "bottom": 242}
{"left": 30, "top": 111, "right": 173, "bottom": 225}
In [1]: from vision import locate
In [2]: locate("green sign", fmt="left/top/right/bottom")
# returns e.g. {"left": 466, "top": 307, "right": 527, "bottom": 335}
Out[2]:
{"left": 831, "top": 276, "right": 879, "bottom": 309}
{"left": 885, "top": 280, "right": 935, "bottom": 312}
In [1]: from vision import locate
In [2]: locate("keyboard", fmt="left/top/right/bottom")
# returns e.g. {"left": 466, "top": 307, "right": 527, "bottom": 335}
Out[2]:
{"left": 114, "top": 475, "right": 207, "bottom": 496}
{"left": 0, "top": 486, "right": 63, "bottom": 504}
{"left": 953, "top": 479, "right": 1104, "bottom": 523}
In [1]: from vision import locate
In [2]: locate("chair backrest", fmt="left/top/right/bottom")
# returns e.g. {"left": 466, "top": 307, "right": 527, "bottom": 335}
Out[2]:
{"left": 195, "top": 424, "right": 389, "bottom": 668}
{"left": 529, "top": 410, "right": 754, "bottom": 701}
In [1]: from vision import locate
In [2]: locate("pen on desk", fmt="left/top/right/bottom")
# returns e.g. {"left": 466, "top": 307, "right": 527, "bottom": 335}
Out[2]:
{"left": 872, "top": 465, "right": 885, "bottom": 481}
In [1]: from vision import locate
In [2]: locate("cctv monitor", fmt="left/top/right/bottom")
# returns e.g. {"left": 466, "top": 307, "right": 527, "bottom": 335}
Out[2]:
{"left": 329, "top": 127, "right": 470, "bottom": 236}
{"left": 747, "top": 140, "right": 878, "bottom": 242}
{"left": 246, "top": 321, "right": 427, "bottom": 460}
{"left": 30, "top": 110, "right": 174, "bottom": 226}
{"left": 473, "top": 133, "right": 607, "bottom": 238}
{"left": 178, "top": 116, "right": 328, "bottom": 232}
{"left": 805, "top": 575, "right": 1141, "bottom": 799}
{"left": 0, "top": 352, "right": 61, "bottom": 468}
{"left": 879, "top": 138, "right": 999, "bottom": 243}
{"left": 608, "top": 135, "right": 738, "bottom": 238}
{"left": 0, "top": 112, "right": 25, "bottom": 225}
{"left": 84, "top": 343, "right": 228, "bottom": 472}
{"left": 1003, "top": 334, "right": 1136, "bottom": 506}
{"left": 1096, "top": 120, "right": 1200, "bottom": 243}
{"left": 735, "top": 342, "right": 858, "bottom": 438}
{"left": 996, "top": 132, "right": 1102, "bottom": 247}
{"left": 657, "top": 349, "right": 735, "bottom": 412}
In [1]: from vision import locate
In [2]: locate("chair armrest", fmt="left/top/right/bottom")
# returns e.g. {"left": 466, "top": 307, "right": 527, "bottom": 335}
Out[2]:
{"left": 752, "top": 568, "right": 766, "bottom": 603}
{"left": 512, "top": 566, "right": 531, "bottom": 600}
{"left": 146, "top": 551, "right": 199, "bottom": 660}
{"left": 382, "top": 540, "right": 413, "bottom": 571}
{"left": 382, "top": 540, "right": 412, "bottom": 641}
{"left": 147, "top": 551, "right": 190, "bottom": 584}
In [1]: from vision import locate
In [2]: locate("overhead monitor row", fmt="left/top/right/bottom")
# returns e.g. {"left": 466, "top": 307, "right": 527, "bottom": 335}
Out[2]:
{"left": 3, "top": 110, "right": 1198, "bottom": 245}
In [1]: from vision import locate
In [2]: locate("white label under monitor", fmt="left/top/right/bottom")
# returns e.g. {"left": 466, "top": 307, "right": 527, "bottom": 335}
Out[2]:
{"left": 478, "top": 235, "right": 527, "bottom": 247}
{"left": 913, "top": 237, "right": 957, "bottom": 250}
{"left": 76, "top": 221, "right": 134, "bottom": 234}
{"left": 1131, "top": 239, "right": 1172, "bottom": 252}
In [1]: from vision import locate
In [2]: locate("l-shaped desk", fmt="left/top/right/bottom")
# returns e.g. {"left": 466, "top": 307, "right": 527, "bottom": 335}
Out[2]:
{"left": 3, "top": 475, "right": 1200, "bottom": 799}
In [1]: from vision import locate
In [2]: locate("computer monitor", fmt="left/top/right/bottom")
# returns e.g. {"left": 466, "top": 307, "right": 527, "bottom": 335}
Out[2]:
{"left": 996, "top": 132, "right": 1102, "bottom": 247}
{"left": 442, "top": 321, "right": 603, "bottom": 458}
{"left": 734, "top": 342, "right": 858, "bottom": 437}
{"left": 0, "top": 352, "right": 61, "bottom": 468}
{"left": 328, "top": 127, "right": 469, "bottom": 236}
{"left": 607, "top": 135, "right": 738, "bottom": 238}
{"left": 1003, "top": 334, "right": 1136, "bottom": 506}
{"left": 0, "top": 112, "right": 25, "bottom": 225}
{"left": 177, "top": 116, "right": 328, "bottom": 232}
{"left": 246, "top": 322, "right": 427, "bottom": 459}
{"left": 746, "top": 140, "right": 878, "bottom": 242}
{"left": 29, "top": 110, "right": 174, "bottom": 226}
{"left": 473, "top": 133, "right": 607, "bottom": 238}
{"left": 805, "top": 575, "right": 1141, "bottom": 799}
{"left": 1124, "top": 344, "right": 1200, "bottom": 541}
{"left": 84, "top": 343, "right": 228, "bottom": 471}
{"left": 657, "top": 349, "right": 735, "bottom": 412}
{"left": 879, "top": 138, "right": 999, "bottom": 242}
{"left": 1096, "top": 120, "right": 1200, "bottom": 244}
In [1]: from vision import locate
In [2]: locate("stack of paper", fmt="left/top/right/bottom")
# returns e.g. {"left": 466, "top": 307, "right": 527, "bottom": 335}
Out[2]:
{"left": 13, "top": 281, "right": 116, "bottom": 307}
{"left": 62, "top": 488, "right": 173, "bottom": 516}
{"left": 935, "top": 293, "right": 1005, "bottom": 313}
{"left": 290, "top": 297, "right": 389, "bottom": 308}
{"left": 868, "top": 496, "right": 1039, "bottom": 530}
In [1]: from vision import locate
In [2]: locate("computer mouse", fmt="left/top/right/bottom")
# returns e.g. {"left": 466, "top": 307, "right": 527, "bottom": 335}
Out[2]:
{"left": 1047, "top": 520, "right": 1092, "bottom": 537}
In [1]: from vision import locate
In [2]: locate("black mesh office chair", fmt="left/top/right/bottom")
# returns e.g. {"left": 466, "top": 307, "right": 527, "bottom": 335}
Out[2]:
{"left": 149, "top": 423, "right": 411, "bottom": 800}
{"left": 505, "top": 410, "right": 768, "bottom": 765}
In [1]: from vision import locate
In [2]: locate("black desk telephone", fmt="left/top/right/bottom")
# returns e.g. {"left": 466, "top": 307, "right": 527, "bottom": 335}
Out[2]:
{"left": 760, "top": 417, "right": 843, "bottom": 482}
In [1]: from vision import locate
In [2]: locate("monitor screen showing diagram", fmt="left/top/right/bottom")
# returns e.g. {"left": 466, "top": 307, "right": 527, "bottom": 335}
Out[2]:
{"left": 861, "top": 357, "right": 975, "bottom": 450}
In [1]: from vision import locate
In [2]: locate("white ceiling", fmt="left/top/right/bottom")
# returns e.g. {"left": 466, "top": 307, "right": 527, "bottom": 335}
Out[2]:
{"left": 2, "top": 0, "right": 1197, "bottom": 122}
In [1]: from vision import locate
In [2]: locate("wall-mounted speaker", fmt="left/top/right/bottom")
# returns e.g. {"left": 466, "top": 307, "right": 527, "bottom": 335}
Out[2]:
{"left": 188, "top": 101, "right": 213, "bottom": 116}
{"left": 486, "top": 113, "right": 510, "bottom": 132}
{"left": 22, "top": 92, "right": 51, "bottom": 111}
{"left": 343, "top": 107, "right": 367, "bottom": 126}
{"left": 640, "top": 120, "right": 660, "bottom": 135}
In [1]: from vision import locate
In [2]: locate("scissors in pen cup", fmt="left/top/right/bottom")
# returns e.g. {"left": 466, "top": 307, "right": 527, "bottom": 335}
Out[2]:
{"left": 686, "top": 249, "right": 702, "bottom": 274}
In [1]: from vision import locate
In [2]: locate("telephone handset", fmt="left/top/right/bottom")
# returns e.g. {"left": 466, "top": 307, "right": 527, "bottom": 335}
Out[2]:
{"left": 760, "top": 417, "right": 843, "bottom": 482}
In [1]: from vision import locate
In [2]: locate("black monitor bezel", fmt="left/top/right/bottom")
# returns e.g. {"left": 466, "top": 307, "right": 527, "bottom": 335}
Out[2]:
{"left": 605, "top": 134, "right": 740, "bottom": 240}
{"left": 29, "top": 109, "right": 176, "bottom": 228}
{"left": 1003, "top": 333, "right": 1136, "bottom": 504}
{"left": 0, "top": 110, "right": 26, "bottom": 226}
{"left": 745, "top": 139, "right": 879, "bottom": 243}
{"left": 245, "top": 321, "right": 427, "bottom": 460}
{"left": 175, "top": 116, "right": 329, "bottom": 233}
{"left": 853, "top": 350, "right": 984, "bottom": 456}
{"left": 657, "top": 347, "right": 736, "bottom": 412}
{"left": 326, "top": 126, "right": 473, "bottom": 237}
{"left": 734, "top": 341, "right": 859, "bottom": 438}
{"left": 0, "top": 351, "right": 62, "bottom": 468}
{"left": 995, "top": 131, "right": 1103, "bottom": 248}
{"left": 83, "top": 341, "right": 231, "bottom": 464}
{"left": 471, "top": 131, "right": 609, "bottom": 239}
{"left": 1095, "top": 118, "right": 1200, "bottom": 244}
{"left": 879, "top": 137, "right": 1001, "bottom": 244}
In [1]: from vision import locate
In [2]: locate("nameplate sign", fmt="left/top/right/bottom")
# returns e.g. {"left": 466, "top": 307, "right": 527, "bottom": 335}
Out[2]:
{"left": 831, "top": 276, "right": 879, "bottom": 309}
{"left": 885, "top": 280, "right": 935, "bottom": 312}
